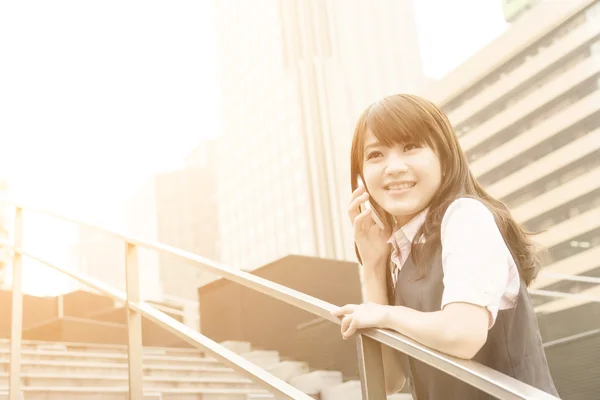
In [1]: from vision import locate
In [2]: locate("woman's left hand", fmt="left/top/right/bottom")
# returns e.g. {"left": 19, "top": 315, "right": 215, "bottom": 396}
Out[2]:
{"left": 331, "top": 303, "right": 390, "bottom": 340}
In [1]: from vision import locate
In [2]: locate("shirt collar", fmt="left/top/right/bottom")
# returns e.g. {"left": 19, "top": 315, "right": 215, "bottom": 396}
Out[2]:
{"left": 387, "top": 208, "right": 429, "bottom": 247}
{"left": 387, "top": 208, "right": 428, "bottom": 286}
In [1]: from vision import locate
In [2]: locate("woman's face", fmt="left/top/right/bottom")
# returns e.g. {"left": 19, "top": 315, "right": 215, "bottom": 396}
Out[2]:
{"left": 362, "top": 129, "right": 442, "bottom": 227}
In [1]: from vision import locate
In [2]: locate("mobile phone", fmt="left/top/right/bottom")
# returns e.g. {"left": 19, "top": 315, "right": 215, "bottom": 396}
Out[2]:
{"left": 357, "top": 177, "right": 385, "bottom": 230}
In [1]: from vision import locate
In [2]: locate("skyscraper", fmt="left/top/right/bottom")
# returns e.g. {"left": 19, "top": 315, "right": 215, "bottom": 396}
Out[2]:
{"left": 501, "top": 0, "right": 541, "bottom": 23}
{"left": 421, "top": 0, "right": 600, "bottom": 314}
{"left": 214, "top": 0, "right": 426, "bottom": 270}
{"left": 124, "top": 141, "right": 219, "bottom": 302}
{"left": 421, "top": 1, "right": 599, "bottom": 395}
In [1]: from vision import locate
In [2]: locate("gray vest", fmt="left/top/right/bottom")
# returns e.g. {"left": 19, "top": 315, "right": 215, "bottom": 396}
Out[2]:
{"left": 389, "top": 246, "right": 559, "bottom": 399}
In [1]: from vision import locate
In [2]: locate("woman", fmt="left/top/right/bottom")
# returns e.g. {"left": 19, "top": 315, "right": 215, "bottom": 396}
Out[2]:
{"left": 332, "top": 94, "right": 558, "bottom": 399}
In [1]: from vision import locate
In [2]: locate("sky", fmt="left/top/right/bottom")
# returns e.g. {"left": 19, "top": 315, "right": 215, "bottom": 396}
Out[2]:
{"left": 413, "top": 0, "right": 508, "bottom": 78}
{"left": 0, "top": 1, "right": 220, "bottom": 227}
{"left": 0, "top": 0, "right": 508, "bottom": 295}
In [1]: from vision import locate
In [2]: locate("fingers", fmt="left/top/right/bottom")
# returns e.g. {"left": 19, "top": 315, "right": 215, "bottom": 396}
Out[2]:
{"left": 353, "top": 208, "right": 376, "bottom": 238}
{"left": 360, "top": 208, "right": 378, "bottom": 233}
{"left": 333, "top": 305, "right": 358, "bottom": 340}
{"left": 347, "top": 190, "right": 368, "bottom": 222}
{"left": 341, "top": 315, "right": 352, "bottom": 337}
{"left": 332, "top": 305, "right": 362, "bottom": 340}
{"left": 331, "top": 304, "right": 358, "bottom": 316}
{"left": 351, "top": 183, "right": 366, "bottom": 201}
{"left": 343, "top": 319, "right": 358, "bottom": 339}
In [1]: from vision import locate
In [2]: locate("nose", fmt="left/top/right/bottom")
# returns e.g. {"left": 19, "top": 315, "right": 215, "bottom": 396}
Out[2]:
{"left": 385, "top": 153, "right": 409, "bottom": 176}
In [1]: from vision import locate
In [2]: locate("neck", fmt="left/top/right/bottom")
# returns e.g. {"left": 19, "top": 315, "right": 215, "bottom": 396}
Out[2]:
{"left": 394, "top": 214, "right": 415, "bottom": 229}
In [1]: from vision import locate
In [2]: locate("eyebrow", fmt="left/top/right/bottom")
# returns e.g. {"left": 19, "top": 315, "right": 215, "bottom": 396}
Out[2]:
{"left": 364, "top": 141, "right": 382, "bottom": 152}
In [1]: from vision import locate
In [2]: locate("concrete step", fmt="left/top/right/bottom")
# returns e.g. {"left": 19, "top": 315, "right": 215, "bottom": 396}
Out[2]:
{"left": 0, "top": 372, "right": 258, "bottom": 390}
{"left": 0, "top": 339, "right": 372, "bottom": 400}
{"left": 266, "top": 361, "right": 309, "bottom": 383}
{"left": 246, "top": 394, "right": 276, "bottom": 400}
{"left": 289, "top": 370, "right": 343, "bottom": 396}
{"left": 240, "top": 351, "right": 280, "bottom": 369}
{"left": 220, "top": 341, "right": 252, "bottom": 355}
{"left": 320, "top": 380, "right": 414, "bottom": 400}
{"left": 0, "top": 360, "right": 238, "bottom": 378}
{"left": 0, "top": 339, "right": 203, "bottom": 358}
{"left": 0, "top": 387, "right": 270, "bottom": 400}
{"left": 0, "top": 391, "right": 21, "bottom": 400}
{"left": 0, "top": 349, "right": 220, "bottom": 367}
{"left": 321, "top": 380, "right": 361, "bottom": 400}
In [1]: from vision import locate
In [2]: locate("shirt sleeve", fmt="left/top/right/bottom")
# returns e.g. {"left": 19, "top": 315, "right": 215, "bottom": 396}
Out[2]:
{"left": 440, "top": 198, "right": 512, "bottom": 329}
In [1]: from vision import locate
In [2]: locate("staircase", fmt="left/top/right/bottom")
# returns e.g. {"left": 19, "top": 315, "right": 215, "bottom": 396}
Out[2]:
{"left": 0, "top": 288, "right": 411, "bottom": 399}
{"left": 0, "top": 339, "right": 412, "bottom": 400}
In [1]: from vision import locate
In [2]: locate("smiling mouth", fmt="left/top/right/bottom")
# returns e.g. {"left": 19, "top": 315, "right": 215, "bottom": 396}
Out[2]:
{"left": 385, "top": 182, "right": 416, "bottom": 190}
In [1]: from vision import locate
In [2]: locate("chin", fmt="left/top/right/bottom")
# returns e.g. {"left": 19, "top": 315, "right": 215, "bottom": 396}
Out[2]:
{"left": 386, "top": 204, "right": 425, "bottom": 222}
{"left": 385, "top": 203, "right": 420, "bottom": 217}
{"left": 391, "top": 211, "right": 417, "bottom": 220}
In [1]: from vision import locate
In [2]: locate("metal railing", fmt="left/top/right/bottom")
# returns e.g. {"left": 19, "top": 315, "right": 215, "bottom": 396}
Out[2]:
{"left": 0, "top": 201, "right": 562, "bottom": 400}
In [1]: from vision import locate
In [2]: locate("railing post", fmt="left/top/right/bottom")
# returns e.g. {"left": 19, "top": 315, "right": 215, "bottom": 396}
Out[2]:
{"left": 356, "top": 333, "right": 387, "bottom": 400}
{"left": 9, "top": 207, "right": 23, "bottom": 400}
{"left": 57, "top": 294, "right": 63, "bottom": 318}
{"left": 125, "top": 243, "right": 144, "bottom": 400}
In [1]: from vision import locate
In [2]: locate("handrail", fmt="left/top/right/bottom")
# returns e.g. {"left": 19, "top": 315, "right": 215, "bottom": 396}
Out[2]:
{"left": 4, "top": 244, "right": 313, "bottom": 400}
{"left": 537, "top": 272, "right": 600, "bottom": 285}
{"left": 529, "top": 288, "right": 600, "bottom": 303}
{"left": 1, "top": 200, "right": 561, "bottom": 399}
{"left": 543, "top": 328, "right": 600, "bottom": 349}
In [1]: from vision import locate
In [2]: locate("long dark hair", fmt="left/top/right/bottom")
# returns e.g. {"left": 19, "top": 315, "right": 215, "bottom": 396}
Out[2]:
{"left": 350, "top": 94, "right": 541, "bottom": 286}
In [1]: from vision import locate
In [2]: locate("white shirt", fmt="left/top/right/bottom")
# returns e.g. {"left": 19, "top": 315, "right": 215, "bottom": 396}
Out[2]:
{"left": 388, "top": 198, "right": 520, "bottom": 328}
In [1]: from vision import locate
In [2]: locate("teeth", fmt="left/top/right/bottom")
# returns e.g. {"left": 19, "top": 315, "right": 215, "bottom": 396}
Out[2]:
{"left": 386, "top": 183, "right": 415, "bottom": 190}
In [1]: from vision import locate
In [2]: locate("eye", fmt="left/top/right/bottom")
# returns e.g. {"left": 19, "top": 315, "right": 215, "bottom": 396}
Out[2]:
{"left": 366, "top": 150, "right": 383, "bottom": 160}
{"left": 404, "top": 143, "right": 420, "bottom": 152}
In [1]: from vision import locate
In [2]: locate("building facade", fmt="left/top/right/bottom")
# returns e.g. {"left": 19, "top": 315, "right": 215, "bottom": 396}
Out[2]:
{"left": 124, "top": 164, "right": 219, "bottom": 302}
{"left": 420, "top": 2, "right": 599, "bottom": 395}
{"left": 214, "top": 0, "right": 427, "bottom": 270}
{"left": 421, "top": 0, "right": 599, "bottom": 327}
{"left": 501, "top": 0, "right": 541, "bottom": 22}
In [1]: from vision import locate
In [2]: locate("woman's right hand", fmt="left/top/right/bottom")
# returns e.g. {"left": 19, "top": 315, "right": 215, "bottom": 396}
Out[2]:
{"left": 348, "top": 184, "right": 391, "bottom": 269}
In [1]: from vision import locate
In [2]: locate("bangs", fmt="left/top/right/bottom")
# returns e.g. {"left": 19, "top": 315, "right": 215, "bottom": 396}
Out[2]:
{"left": 359, "top": 97, "right": 437, "bottom": 151}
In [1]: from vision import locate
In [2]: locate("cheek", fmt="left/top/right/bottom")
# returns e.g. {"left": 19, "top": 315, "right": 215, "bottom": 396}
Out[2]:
{"left": 362, "top": 166, "right": 380, "bottom": 189}
{"left": 417, "top": 153, "right": 442, "bottom": 190}
{"left": 429, "top": 160, "right": 443, "bottom": 186}
{"left": 362, "top": 166, "right": 387, "bottom": 203}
